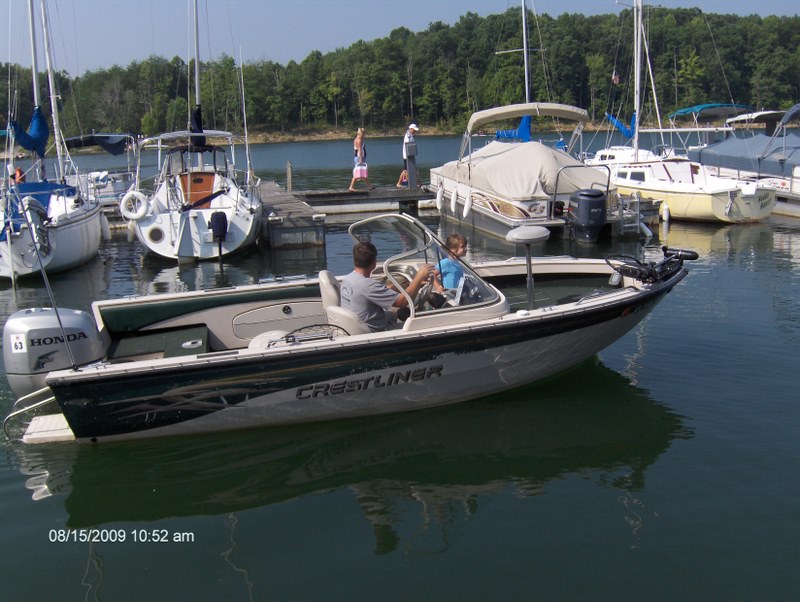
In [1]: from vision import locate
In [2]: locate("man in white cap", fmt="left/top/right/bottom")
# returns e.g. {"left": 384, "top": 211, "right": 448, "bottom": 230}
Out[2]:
{"left": 400, "top": 123, "right": 419, "bottom": 188}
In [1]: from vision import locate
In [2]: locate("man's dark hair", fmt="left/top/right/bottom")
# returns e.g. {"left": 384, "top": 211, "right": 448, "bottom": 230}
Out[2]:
{"left": 353, "top": 241, "right": 378, "bottom": 269}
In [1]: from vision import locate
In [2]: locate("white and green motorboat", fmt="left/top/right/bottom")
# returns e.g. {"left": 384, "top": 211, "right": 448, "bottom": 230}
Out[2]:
{"left": 3, "top": 213, "right": 697, "bottom": 444}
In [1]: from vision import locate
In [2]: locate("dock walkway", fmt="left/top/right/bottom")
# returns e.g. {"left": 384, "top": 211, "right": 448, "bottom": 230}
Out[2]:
{"left": 258, "top": 181, "right": 435, "bottom": 248}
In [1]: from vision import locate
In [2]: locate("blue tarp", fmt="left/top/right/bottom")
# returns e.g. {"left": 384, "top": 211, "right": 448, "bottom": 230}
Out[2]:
{"left": 9, "top": 106, "right": 49, "bottom": 158}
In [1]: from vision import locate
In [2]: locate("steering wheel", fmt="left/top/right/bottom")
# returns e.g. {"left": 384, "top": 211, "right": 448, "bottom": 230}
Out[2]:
{"left": 604, "top": 254, "right": 652, "bottom": 280}
{"left": 414, "top": 278, "right": 434, "bottom": 309}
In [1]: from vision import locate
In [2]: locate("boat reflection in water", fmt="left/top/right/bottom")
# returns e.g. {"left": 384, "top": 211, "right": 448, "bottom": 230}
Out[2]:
{"left": 13, "top": 358, "right": 690, "bottom": 552}
{"left": 658, "top": 220, "right": 774, "bottom": 260}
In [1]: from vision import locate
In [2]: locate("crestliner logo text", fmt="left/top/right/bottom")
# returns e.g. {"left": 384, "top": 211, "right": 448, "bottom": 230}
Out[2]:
{"left": 30, "top": 332, "right": 89, "bottom": 346}
{"left": 297, "top": 365, "right": 443, "bottom": 399}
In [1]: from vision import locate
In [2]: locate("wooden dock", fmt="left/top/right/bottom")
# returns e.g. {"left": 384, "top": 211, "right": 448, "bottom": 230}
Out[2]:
{"left": 259, "top": 181, "right": 435, "bottom": 248}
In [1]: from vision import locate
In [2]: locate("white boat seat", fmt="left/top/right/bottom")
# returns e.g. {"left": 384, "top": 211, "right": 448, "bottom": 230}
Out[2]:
{"left": 325, "top": 306, "right": 370, "bottom": 336}
{"left": 318, "top": 270, "right": 340, "bottom": 309}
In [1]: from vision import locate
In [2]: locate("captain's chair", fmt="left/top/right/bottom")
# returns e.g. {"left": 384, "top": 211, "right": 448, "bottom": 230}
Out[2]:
{"left": 318, "top": 270, "right": 340, "bottom": 309}
{"left": 325, "top": 305, "right": 371, "bottom": 335}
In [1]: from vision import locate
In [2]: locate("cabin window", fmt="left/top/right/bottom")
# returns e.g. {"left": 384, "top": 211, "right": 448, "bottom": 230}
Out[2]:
{"left": 630, "top": 171, "right": 646, "bottom": 182}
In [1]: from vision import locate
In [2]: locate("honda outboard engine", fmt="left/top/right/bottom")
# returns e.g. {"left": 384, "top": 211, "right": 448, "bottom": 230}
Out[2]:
{"left": 3, "top": 307, "right": 108, "bottom": 398}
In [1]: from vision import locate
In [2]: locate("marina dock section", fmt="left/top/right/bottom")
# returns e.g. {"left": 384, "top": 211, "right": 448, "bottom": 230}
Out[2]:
{"left": 258, "top": 181, "right": 435, "bottom": 248}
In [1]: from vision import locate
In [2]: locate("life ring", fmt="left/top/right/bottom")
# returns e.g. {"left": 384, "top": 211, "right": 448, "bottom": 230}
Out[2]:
{"left": 119, "top": 190, "right": 149, "bottom": 220}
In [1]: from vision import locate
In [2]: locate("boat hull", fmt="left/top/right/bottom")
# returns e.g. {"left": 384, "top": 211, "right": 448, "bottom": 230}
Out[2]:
{"left": 48, "top": 286, "right": 669, "bottom": 442}
{"left": 133, "top": 206, "right": 261, "bottom": 261}
{"left": 615, "top": 182, "right": 775, "bottom": 223}
{"left": 0, "top": 203, "right": 103, "bottom": 279}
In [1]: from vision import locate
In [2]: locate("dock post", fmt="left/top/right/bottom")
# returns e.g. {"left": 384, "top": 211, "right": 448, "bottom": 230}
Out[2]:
{"left": 286, "top": 161, "right": 293, "bottom": 193}
{"left": 405, "top": 140, "right": 417, "bottom": 190}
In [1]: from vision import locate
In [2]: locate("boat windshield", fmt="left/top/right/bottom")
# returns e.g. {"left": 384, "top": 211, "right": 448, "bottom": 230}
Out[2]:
{"left": 160, "top": 145, "right": 231, "bottom": 178}
{"left": 348, "top": 214, "right": 499, "bottom": 309}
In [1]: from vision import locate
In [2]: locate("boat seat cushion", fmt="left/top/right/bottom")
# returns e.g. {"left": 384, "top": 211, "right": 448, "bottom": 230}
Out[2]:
{"left": 325, "top": 306, "right": 371, "bottom": 335}
{"left": 318, "top": 270, "right": 340, "bottom": 309}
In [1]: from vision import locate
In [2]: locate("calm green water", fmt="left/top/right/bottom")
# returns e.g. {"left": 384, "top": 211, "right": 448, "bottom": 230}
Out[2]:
{"left": 1, "top": 139, "right": 799, "bottom": 600}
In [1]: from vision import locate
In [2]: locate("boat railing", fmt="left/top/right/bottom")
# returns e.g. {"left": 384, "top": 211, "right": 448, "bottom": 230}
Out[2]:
{"left": 3, "top": 386, "right": 57, "bottom": 441}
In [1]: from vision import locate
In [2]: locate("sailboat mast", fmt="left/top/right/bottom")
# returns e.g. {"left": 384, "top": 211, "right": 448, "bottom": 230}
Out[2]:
{"left": 39, "top": 0, "right": 64, "bottom": 180}
{"left": 633, "top": 0, "right": 642, "bottom": 159}
{"left": 522, "top": 0, "right": 530, "bottom": 104}
{"left": 193, "top": 0, "right": 201, "bottom": 107}
{"left": 27, "top": 0, "right": 40, "bottom": 107}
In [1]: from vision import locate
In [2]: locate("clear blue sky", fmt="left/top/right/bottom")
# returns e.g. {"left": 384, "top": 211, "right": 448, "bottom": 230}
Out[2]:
{"left": 5, "top": 0, "right": 798, "bottom": 75}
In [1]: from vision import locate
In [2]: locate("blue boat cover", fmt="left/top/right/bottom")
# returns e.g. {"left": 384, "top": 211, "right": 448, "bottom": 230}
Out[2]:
{"left": 495, "top": 115, "right": 532, "bottom": 142}
{"left": 64, "top": 133, "right": 131, "bottom": 156}
{"left": 668, "top": 103, "right": 753, "bottom": 120}
{"left": 607, "top": 112, "right": 636, "bottom": 139}
{"left": 689, "top": 132, "right": 800, "bottom": 176}
{"left": 9, "top": 106, "right": 49, "bottom": 158}
{"left": 779, "top": 103, "right": 800, "bottom": 127}
{"left": 190, "top": 105, "right": 206, "bottom": 148}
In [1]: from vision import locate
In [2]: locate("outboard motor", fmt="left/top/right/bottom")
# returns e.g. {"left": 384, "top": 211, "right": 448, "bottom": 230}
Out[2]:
{"left": 567, "top": 189, "right": 607, "bottom": 243}
{"left": 209, "top": 211, "right": 228, "bottom": 242}
{"left": 3, "top": 308, "right": 108, "bottom": 398}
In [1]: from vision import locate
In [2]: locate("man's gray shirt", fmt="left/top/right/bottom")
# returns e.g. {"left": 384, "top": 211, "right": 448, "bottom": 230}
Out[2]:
{"left": 340, "top": 271, "right": 398, "bottom": 331}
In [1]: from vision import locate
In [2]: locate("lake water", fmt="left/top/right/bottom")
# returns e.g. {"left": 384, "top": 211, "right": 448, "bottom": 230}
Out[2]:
{"left": 2, "top": 137, "right": 800, "bottom": 600}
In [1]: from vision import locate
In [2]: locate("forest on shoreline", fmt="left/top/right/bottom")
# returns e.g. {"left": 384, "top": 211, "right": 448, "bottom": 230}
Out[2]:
{"left": 2, "top": 6, "right": 799, "bottom": 145}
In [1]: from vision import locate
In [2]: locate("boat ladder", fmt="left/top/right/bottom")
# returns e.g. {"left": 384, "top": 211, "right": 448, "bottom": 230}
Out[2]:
{"left": 2, "top": 387, "right": 57, "bottom": 441}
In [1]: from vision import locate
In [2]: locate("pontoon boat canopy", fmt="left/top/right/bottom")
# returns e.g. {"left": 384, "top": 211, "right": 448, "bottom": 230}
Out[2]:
{"left": 466, "top": 103, "right": 588, "bottom": 135}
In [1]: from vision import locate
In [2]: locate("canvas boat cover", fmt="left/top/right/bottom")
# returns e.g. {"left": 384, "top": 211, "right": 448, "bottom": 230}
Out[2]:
{"left": 64, "top": 133, "right": 132, "bottom": 156}
{"left": 689, "top": 133, "right": 800, "bottom": 176}
{"left": 433, "top": 140, "right": 609, "bottom": 200}
{"left": 669, "top": 103, "right": 753, "bottom": 120}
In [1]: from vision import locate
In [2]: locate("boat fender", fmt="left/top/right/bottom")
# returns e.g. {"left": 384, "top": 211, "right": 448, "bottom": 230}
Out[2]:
{"left": 100, "top": 213, "right": 111, "bottom": 241}
{"left": 119, "top": 190, "right": 149, "bottom": 221}
{"left": 126, "top": 220, "right": 135, "bottom": 243}
{"left": 660, "top": 201, "right": 670, "bottom": 223}
{"left": 435, "top": 186, "right": 444, "bottom": 212}
{"left": 463, "top": 192, "right": 472, "bottom": 219}
{"left": 450, "top": 188, "right": 458, "bottom": 214}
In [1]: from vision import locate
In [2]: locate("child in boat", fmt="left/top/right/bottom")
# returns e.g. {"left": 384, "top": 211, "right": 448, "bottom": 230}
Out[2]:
{"left": 435, "top": 233, "right": 468, "bottom": 290}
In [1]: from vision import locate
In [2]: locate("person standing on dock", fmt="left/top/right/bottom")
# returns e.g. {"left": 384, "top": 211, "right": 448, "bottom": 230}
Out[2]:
{"left": 401, "top": 123, "right": 419, "bottom": 188}
{"left": 349, "top": 127, "right": 375, "bottom": 191}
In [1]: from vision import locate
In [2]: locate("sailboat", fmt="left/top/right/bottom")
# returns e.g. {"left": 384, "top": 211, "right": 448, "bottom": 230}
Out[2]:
{"left": 1, "top": 0, "right": 104, "bottom": 282}
{"left": 123, "top": 0, "right": 262, "bottom": 262}
{"left": 585, "top": 0, "right": 776, "bottom": 224}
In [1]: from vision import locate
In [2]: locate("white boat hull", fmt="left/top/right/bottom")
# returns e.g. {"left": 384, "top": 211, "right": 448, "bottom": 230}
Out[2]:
{"left": 0, "top": 202, "right": 103, "bottom": 279}
{"left": 133, "top": 205, "right": 260, "bottom": 261}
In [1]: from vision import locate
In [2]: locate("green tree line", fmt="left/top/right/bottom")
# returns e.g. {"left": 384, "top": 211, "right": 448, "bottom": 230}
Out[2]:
{"left": 3, "top": 6, "right": 799, "bottom": 141}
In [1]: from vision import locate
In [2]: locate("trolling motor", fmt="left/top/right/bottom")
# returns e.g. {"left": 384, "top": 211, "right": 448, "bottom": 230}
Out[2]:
{"left": 605, "top": 246, "right": 699, "bottom": 283}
